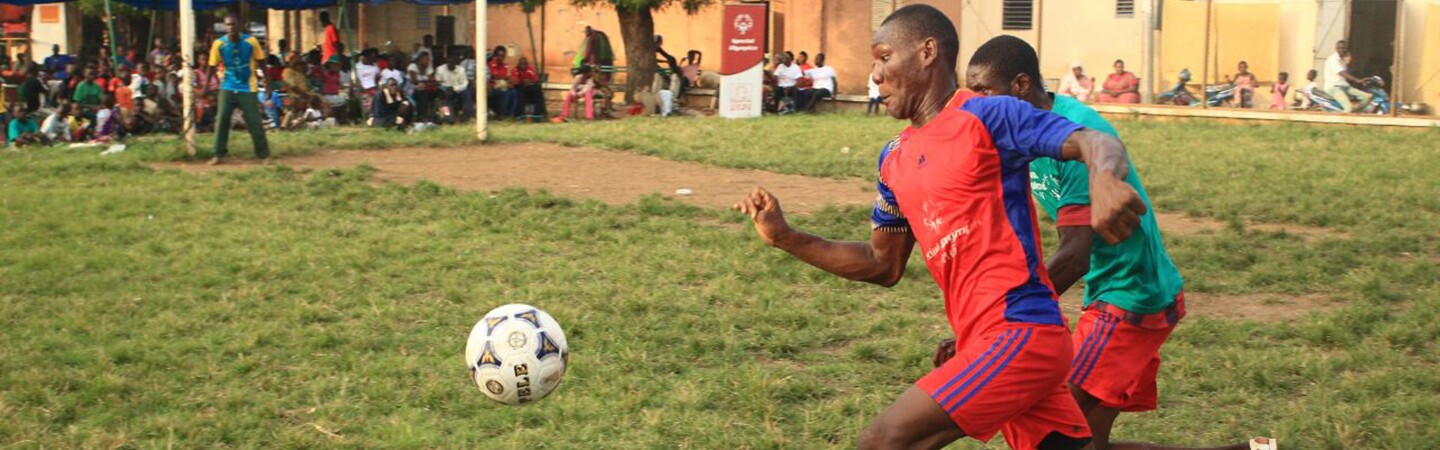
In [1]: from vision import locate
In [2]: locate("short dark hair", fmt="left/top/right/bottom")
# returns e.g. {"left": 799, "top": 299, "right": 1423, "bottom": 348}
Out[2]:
{"left": 880, "top": 4, "right": 959, "bottom": 70}
{"left": 320, "top": 11, "right": 331, "bottom": 23}
{"left": 968, "top": 35, "right": 1042, "bottom": 90}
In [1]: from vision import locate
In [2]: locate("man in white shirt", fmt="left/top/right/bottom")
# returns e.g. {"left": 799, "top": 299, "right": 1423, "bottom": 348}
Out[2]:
{"left": 353, "top": 50, "right": 381, "bottom": 120}
{"left": 1323, "top": 40, "right": 1372, "bottom": 112}
{"left": 772, "top": 53, "right": 802, "bottom": 113}
{"left": 798, "top": 53, "right": 836, "bottom": 112}
{"left": 436, "top": 54, "right": 470, "bottom": 122}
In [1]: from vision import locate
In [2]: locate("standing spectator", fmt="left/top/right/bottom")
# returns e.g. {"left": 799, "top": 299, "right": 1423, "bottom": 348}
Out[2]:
{"left": 19, "top": 66, "right": 45, "bottom": 112}
{"left": 414, "top": 35, "right": 436, "bottom": 61}
{"left": 462, "top": 46, "right": 478, "bottom": 118}
{"left": 43, "top": 45, "right": 72, "bottom": 74}
{"left": 320, "top": 11, "right": 340, "bottom": 64}
{"left": 354, "top": 49, "right": 381, "bottom": 121}
{"left": 555, "top": 65, "right": 596, "bottom": 122}
{"left": 1324, "top": 40, "right": 1372, "bottom": 112}
{"left": 107, "top": 67, "right": 130, "bottom": 94}
{"left": 50, "top": 62, "right": 74, "bottom": 104}
{"left": 1269, "top": 71, "right": 1289, "bottom": 111}
{"left": 41, "top": 103, "right": 72, "bottom": 143}
{"left": 511, "top": 56, "right": 544, "bottom": 119}
{"left": 149, "top": 38, "right": 172, "bottom": 67}
{"left": 1057, "top": 61, "right": 1093, "bottom": 102}
{"left": 1096, "top": 59, "right": 1140, "bottom": 103}
{"left": 867, "top": 75, "right": 882, "bottom": 115}
{"left": 436, "top": 53, "right": 470, "bottom": 121}
{"left": 207, "top": 14, "right": 270, "bottom": 165}
{"left": 487, "top": 46, "right": 517, "bottom": 119}
{"left": 772, "top": 53, "right": 802, "bottom": 113}
{"left": 73, "top": 68, "right": 104, "bottom": 111}
{"left": 797, "top": 53, "right": 834, "bottom": 112}
{"left": 408, "top": 52, "right": 438, "bottom": 121}
{"left": 1231, "top": 61, "right": 1256, "bottom": 108}
{"left": 9, "top": 106, "right": 41, "bottom": 147}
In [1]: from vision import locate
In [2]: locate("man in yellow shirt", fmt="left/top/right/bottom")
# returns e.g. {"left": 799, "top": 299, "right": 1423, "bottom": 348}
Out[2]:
{"left": 208, "top": 14, "right": 269, "bottom": 165}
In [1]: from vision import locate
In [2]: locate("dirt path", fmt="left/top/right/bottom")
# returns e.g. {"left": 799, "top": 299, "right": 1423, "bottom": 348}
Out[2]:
{"left": 157, "top": 144, "right": 1342, "bottom": 322}
{"left": 158, "top": 143, "right": 1347, "bottom": 240}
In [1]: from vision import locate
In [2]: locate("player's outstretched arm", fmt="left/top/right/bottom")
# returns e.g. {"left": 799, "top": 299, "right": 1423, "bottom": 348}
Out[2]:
{"left": 735, "top": 187, "right": 916, "bottom": 287}
{"left": 1060, "top": 130, "right": 1147, "bottom": 245}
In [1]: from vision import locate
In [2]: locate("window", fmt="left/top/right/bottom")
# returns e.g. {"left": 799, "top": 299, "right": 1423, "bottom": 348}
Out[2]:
{"left": 415, "top": 6, "right": 432, "bottom": 31}
{"left": 1117, "top": 0, "right": 1135, "bottom": 18}
{"left": 871, "top": 0, "right": 897, "bottom": 32}
{"left": 1002, "top": 0, "right": 1033, "bottom": 30}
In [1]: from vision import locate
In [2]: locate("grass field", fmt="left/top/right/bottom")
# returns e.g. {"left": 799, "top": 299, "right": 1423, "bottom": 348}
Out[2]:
{"left": 1, "top": 116, "right": 1437, "bottom": 448}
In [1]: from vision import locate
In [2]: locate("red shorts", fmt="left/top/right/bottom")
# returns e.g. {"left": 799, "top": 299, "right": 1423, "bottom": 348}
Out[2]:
{"left": 917, "top": 324, "right": 1091, "bottom": 449}
{"left": 1068, "top": 300, "right": 1181, "bottom": 412}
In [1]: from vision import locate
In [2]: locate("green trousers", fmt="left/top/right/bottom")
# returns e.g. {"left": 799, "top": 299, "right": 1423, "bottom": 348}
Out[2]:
{"left": 215, "top": 89, "right": 270, "bottom": 159}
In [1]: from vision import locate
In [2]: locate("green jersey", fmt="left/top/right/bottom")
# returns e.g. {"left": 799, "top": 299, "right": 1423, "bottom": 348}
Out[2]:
{"left": 1030, "top": 95, "right": 1182, "bottom": 314}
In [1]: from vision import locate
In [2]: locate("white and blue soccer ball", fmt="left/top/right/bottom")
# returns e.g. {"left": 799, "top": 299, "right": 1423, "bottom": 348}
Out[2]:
{"left": 466, "top": 304, "right": 569, "bottom": 405}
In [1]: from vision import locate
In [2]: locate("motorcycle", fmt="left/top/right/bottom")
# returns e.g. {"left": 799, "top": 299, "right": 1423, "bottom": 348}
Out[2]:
{"left": 1153, "top": 68, "right": 1235, "bottom": 107}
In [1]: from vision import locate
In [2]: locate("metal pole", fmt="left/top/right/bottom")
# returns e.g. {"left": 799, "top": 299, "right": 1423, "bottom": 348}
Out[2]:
{"left": 1200, "top": 0, "right": 1211, "bottom": 109}
{"left": 475, "top": 0, "right": 488, "bottom": 141}
{"left": 147, "top": 10, "right": 157, "bottom": 56}
{"left": 180, "top": 0, "right": 196, "bottom": 157}
{"left": 1391, "top": 0, "right": 1403, "bottom": 116}
{"left": 1141, "top": 0, "right": 1154, "bottom": 103}
{"left": 104, "top": 0, "right": 119, "bottom": 65}
{"left": 358, "top": 4, "right": 366, "bottom": 49}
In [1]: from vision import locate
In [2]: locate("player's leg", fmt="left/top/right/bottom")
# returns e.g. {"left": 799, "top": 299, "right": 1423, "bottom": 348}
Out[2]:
{"left": 1070, "top": 387, "right": 1250, "bottom": 450}
{"left": 213, "top": 90, "right": 236, "bottom": 160}
{"left": 858, "top": 385, "right": 965, "bottom": 450}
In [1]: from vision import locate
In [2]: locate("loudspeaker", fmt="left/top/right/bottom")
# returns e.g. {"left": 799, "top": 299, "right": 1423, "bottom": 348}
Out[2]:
{"left": 436, "top": 16, "right": 455, "bottom": 48}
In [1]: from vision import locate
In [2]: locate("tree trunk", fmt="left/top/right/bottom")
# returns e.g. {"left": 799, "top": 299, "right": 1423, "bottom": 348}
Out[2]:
{"left": 614, "top": 5, "right": 656, "bottom": 104}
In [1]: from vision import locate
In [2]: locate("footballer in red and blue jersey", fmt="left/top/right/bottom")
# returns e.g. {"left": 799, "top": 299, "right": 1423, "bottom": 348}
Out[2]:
{"left": 872, "top": 91, "right": 1092, "bottom": 449}
{"left": 735, "top": 6, "right": 1149, "bottom": 450}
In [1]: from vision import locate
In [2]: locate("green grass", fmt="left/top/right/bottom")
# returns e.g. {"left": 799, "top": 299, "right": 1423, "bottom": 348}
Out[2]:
{"left": 1, "top": 118, "right": 1437, "bottom": 448}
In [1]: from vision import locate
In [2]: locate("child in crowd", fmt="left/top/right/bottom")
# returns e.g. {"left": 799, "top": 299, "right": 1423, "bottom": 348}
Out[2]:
{"left": 1269, "top": 71, "right": 1289, "bottom": 110}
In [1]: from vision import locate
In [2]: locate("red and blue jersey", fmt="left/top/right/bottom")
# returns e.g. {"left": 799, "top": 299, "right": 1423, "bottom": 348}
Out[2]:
{"left": 871, "top": 92, "right": 1084, "bottom": 343}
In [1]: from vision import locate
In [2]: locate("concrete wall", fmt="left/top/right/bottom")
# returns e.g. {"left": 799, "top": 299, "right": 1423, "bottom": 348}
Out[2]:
{"left": 28, "top": 3, "right": 81, "bottom": 56}
{"left": 1159, "top": 0, "right": 1280, "bottom": 91}
{"left": 1399, "top": 0, "right": 1440, "bottom": 105}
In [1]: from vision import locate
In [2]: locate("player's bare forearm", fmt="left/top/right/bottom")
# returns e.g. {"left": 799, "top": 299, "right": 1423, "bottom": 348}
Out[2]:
{"left": 770, "top": 229, "right": 915, "bottom": 287}
{"left": 1059, "top": 130, "right": 1147, "bottom": 244}
{"left": 734, "top": 187, "right": 915, "bottom": 287}
{"left": 1045, "top": 226, "right": 1092, "bottom": 296}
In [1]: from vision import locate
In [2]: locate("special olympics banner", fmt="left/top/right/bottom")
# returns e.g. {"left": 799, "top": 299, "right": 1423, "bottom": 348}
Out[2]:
{"left": 719, "top": 3, "right": 767, "bottom": 119}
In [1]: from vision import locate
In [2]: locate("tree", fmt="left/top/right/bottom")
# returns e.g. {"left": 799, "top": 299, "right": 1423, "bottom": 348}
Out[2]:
{"left": 569, "top": 0, "right": 710, "bottom": 102}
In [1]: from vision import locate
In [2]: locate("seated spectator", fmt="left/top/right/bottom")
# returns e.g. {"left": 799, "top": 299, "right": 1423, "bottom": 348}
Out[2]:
{"left": 1270, "top": 71, "right": 1289, "bottom": 111}
{"left": 354, "top": 49, "right": 381, "bottom": 121}
{"left": 9, "top": 106, "right": 41, "bottom": 147}
{"left": 51, "top": 62, "right": 74, "bottom": 104}
{"left": 149, "top": 38, "right": 172, "bottom": 67}
{"left": 137, "top": 84, "right": 167, "bottom": 132}
{"left": 487, "top": 46, "right": 517, "bottom": 119}
{"left": 681, "top": 50, "right": 701, "bottom": 93}
{"left": 371, "top": 78, "right": 411, "bottom": 131}
{"left": 1096, "top": 59, "right": 1140, "bottom": 103}
{"left": 115, "top": 81, "right": 137, "bottom": 130}
{"left": 41, "top": 103, "right": 73, "bottom": 143}
{"left": 797, "top": 53, "right": 835, "bottom": 112}
{"left": 107, "top": 67, "right": 130, "bottom": 94}
{"left": 0, "top": 104, "right": 12, "bottom": 146}
{"left": 319, "top": 57, "right": 347, "bottom": 118}
{"left": 512, "top": 57, "right": 544, "bottom": 119}
{"left": 1294, "top": 69, "right": 1319, "bottom": 108}
{"left": 408, "top": 52, "right": 439, "bottom": 122}
{"left": 1057, "top": 61, "right": 1094, "bottom": 102}
{"left": 436, "top": 53, "right": 470, "bottom": 122}
{"left": 554, "top": 65, "right": 596, "bottom": 122}
{"left": 72, "top": 68, "right": 104, "bottom": 112}
{"left": 92, "top": 96, "right": 122, "bottom": 142}
{"left": 1232, "top": 61, "right": 1256, "bottom": 108}
{"left": 795, "top": 51, "right": 814, "bottom": 73}
{"left": 772, "top": 53, "right": 802, "bottom": 113}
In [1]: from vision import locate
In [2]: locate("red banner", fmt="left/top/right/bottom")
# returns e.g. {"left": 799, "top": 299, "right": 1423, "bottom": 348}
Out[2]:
{"left": 719, "top": 4, "right": 767, "bottom": 76}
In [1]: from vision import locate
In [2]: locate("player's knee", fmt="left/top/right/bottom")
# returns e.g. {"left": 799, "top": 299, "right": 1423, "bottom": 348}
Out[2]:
{"left": 857, "top": 421, "right": 903, "bottom": 450}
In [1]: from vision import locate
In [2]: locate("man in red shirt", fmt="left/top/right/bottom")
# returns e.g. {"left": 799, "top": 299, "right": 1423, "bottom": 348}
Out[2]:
{"left": 320, "top": 11, "right": 340, "bottom": 65}
{"left": 735, "top": 5, "right": 1147, "bottom": 450}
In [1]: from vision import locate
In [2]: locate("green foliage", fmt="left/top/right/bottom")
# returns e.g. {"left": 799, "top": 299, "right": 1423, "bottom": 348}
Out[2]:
{"left": 568, "top": 0, "right": 709, "bottom": 14}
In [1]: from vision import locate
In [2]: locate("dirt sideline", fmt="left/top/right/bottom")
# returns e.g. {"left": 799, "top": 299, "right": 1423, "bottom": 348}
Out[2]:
{"left": 156, "top": 143, "right": 1343, "bottom": 321}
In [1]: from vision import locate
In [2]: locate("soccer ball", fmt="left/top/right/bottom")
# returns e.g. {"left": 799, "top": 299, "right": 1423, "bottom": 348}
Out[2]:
{"left": 465, "top": 304, "right": 569, "bottom": 405}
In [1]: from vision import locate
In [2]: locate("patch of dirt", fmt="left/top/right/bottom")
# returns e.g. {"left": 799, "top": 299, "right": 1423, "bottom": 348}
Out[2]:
{"left": 1056, "top": 288, "right": 1337, "bottom": 323}
{"left": 154, "top": 143, "right": 873, "bottom": 215}
{"left": 1154, "top": 212, "right": 1349, "bottom": 241}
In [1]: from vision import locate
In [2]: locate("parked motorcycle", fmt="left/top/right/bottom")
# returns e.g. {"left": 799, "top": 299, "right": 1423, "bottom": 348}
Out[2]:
{"left": 1153, "top": 68, "right": 1235, "bottom": 107}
